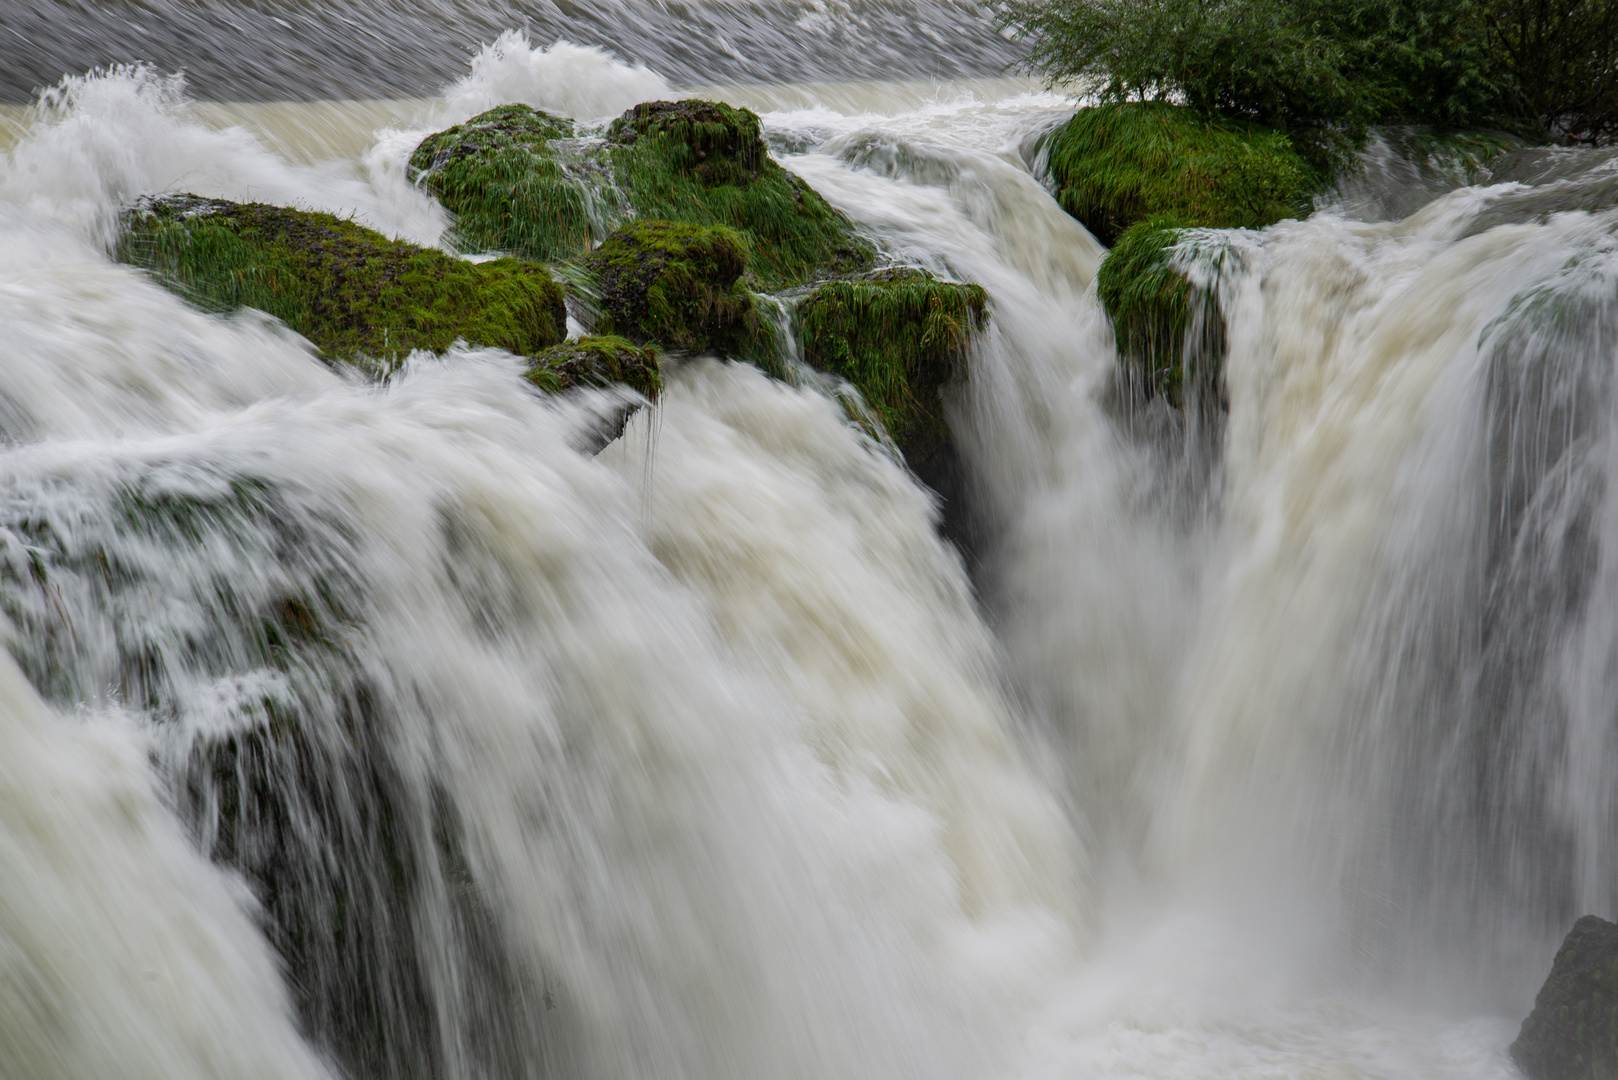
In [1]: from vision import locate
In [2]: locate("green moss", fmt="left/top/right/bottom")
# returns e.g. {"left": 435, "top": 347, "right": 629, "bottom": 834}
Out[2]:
{"left": 797, "top": 267, "right": 988, "bottom": 462}
{"left": 607, "top": 100, "right": 874, "bottom": 290}
{"left": 583, "top": 219, "right": 756, "bottom": 355}
{"left": 406, "top": 99, "right": 875, "bottom": 291}
{"left": 117, "top": 194, "right": 567, "bottom": 371}
{"left": 1096, "top": 216, "right": 1234, "bottom": 407}
{"left": 408, "top": 104, "right": 599, "bottom": 263}
{"left": 1047, "top": 102, "right": 1319, "bottom": 244}
{"left": 524, "top": 335, "right": 661, "bottom": 400}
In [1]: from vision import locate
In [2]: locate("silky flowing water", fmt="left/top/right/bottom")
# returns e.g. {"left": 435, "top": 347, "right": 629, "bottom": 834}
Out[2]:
{"left": 1, "top": 17, "right": 1616, "bottom": 1080}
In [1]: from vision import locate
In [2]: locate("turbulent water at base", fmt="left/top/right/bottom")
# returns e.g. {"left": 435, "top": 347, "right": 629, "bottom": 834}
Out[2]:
{"left": 3, "top": 20, "right": 1618, "bottom": 1080}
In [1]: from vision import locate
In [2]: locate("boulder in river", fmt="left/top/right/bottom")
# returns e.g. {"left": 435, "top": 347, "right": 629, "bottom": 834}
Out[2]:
{"left": 407, "top": 103, "right": 595, "bottom": 263}
{"left": 583, "top": 219, "right": 756, "bottom": 355}
{"left": 797, "top": 266, "right": 988, "bottom": 465}
{"left": 118, "top": 194, "right": 568, "bottom": 372}
{"left": 1045, "top": 101, "right": 1318, "bottom": 246}
{"left": 524, "top": 334, "right": 662, "bottom": 401}
{"left": 406, "top": 99, "right": 874, "bottom": 291}
{"left": 605, "top": 98, "right": 874, "bottom": 289}
{"left": 1512, "top": 915, "right": 1618, "bottom": 1080}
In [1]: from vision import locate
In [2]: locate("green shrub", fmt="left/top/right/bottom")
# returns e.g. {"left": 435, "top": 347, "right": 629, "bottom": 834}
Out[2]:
{"left": 606, "top": 100, "right": 875, "bottom": 290}
{"left": 583, "top": 219, "right": 756, "bottom": 355}
{"left": 1481, "top": 0, "right": 1618, "bottom": 142}
{"left": 999, "top": 0, "right": 1611, "bottom": 148}
{"left": 408, "top": 103, "right": 596, "bottom": 263}
{"left": 798, "top": 267, "right": 988, "bottom": 463}
{"left": 117, "top": 195, "right": 568, "bottom": 371}
{"left": 1047, "top": 102, "right": 1317, "bottom": 244}
{"left": 524, "top": 335, "right": 661, "bottom": 400}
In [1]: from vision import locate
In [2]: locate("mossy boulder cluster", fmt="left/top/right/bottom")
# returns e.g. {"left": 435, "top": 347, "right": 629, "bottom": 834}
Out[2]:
{"left": 1513, "top": 915, "right": 1618, "bottom": 1080}
{"left": 117, "top": 98, "right": 994, "bottom": 471}
{"left": 408, "top": 100, "right": 874, "bottom": 292}
{"left": 1048, "top": 102, "right": 1319, "bottom": 405}
{"left": 119, "top": 195, "right": 568, "bottom": 373}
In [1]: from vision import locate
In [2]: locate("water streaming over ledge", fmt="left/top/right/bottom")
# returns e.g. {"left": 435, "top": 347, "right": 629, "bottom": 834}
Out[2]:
{"left": 2, "top": 19, "right": 1618, "bottom": 1080}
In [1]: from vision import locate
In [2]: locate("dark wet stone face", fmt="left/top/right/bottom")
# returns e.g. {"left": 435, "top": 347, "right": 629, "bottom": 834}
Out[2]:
{"left": 1513, "top": 915, "right": 1618, "bottom": 1080}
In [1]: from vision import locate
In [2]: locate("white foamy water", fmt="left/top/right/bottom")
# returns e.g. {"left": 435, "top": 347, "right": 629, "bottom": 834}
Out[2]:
{"left": 2, "top": 31, "right": 1616, "bottom": 1080}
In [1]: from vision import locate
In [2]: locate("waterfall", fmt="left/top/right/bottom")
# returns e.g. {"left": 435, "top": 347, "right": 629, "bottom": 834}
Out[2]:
{"left": 3, "top": 18, "right": 1617, "bottom": 1080}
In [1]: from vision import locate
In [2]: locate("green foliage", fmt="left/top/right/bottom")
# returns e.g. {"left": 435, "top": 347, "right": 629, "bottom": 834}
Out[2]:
{"left": 797, "top": 267, "right": 989, "bottom": 462}
{"left": 1046, "top": 102, "right": 1317, "bottom": 244}
{"left": 408, "top": 103, "right": 595, "bottom": 262}
{"left": 584, "top": 219, "right": 756, "bottom": 355}
{"left": 1480, "top": 0, "right": 1618, "bottom": 143}
{"left": 605, "top": 99, "right": 874, "bottom": 290}
{"left": 117, "top": 195, "right": 568, "bottom": 370}
{"left": 998, "top": 0, "right": 1552, "bottom": 157}
{"left": 524, "top": 335, "right": 662, "bottom": 400}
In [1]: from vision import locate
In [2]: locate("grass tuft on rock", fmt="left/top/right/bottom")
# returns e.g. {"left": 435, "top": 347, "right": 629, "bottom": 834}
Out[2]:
{"left": 604, "top": 99, "right": 875, "bottom": 290}
{"left": 524, "top": 335, "right": 661, "bottom": 400}
{"left": 408, "top": 104, "right": 597, "bottom": 263}
{"left": 583, "top": 219, "right": 756, "bottom": 355}
{"left": 117, "top": 194, "right": 568, "bottom": 370}
{"left": 798, "top": 266, "right": 988, "bottom": 463}
{"left": 1048, "top": 102, "right": 1318, "bottom": 245}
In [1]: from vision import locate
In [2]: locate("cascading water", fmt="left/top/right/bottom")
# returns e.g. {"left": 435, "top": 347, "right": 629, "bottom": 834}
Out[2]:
{"left": 3, "top": 13, "right": 1618, "bottom": 1080}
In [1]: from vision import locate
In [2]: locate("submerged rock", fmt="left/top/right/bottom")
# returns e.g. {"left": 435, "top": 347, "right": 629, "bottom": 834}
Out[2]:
{"left": 117, "top": 194, "right": 568, "bottom": 371}
{"left": 407, "top": 99, "right": 873, "bottom": 291}
{"left": 797, "top": 267, "right": 988, "bottom": 465}
{"left": 1046, "top": 102, "right": 1318, "bottom": 246}
{"left": 1513, "top": 915, "right": 1618, "bottom": 1080}
{"left": 583, "top": 219, "right": 755, "bottom": 355}
{"left": 407, "top": 103, "right": 596, "bottom": 263}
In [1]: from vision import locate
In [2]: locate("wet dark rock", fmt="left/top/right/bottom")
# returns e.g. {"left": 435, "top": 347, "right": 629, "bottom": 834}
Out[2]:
{"left": 1513, "top": 915, "right": 1618, "bottom": 1080}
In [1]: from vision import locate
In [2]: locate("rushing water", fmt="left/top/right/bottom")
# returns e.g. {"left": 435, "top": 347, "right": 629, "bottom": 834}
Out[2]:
{"left": 3, "top": 16, "right": 1618, "bottom": 1080}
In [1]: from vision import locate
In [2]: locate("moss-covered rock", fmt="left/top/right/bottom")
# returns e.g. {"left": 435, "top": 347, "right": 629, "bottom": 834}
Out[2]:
{"left": 1095, "top": 217, "right": 1239, "bottom": 409}
{"left": 583, "top": 219, "right": 756, "bottom": 356}
{"left": 606, "top": 99, "right": 874, "bottom": 289}
{"left": 1047, "top": 102, "right": 1318, "bottom": 245}
{"left": 524, "top": 335, "right": 661, "bottom": 400}
{"left": 407, "top": 103, "right": 597, "bottom": 263}
{"left": 406, "top": 100, "right": 873, "bottom": 292}
{"left": 798, "top": 267, "right": 988, "bottom": 464}
{"left": 1513, "top": 915, "right": 1618, "bottom": 1080}
{"left": 117, "top": 194, "right": 568, "bottom": 371}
